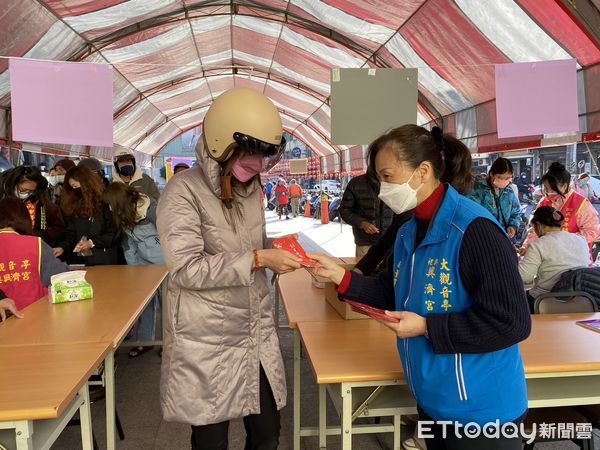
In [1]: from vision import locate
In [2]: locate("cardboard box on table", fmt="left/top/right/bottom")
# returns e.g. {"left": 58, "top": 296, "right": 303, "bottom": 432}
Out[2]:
{"left": 324, "top": 262, "right": 368, "bottom": 320}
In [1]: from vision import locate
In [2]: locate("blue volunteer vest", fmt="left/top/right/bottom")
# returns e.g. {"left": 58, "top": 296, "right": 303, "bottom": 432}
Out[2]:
{"left": 393, "top": 185, "right": 528, "bottom": 424}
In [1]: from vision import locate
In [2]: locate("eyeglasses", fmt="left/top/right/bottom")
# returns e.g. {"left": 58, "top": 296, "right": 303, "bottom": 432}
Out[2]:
{"left": 233, "top": 132, "right": 286, "bottom": 157}
{"left": 542, "top": 188, "right": 558, "bottom": 197}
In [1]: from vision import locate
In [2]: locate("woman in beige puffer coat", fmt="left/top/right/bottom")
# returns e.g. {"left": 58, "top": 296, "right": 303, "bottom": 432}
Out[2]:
{"left": 157, "top": 88, "right": 302, "bottom": 450}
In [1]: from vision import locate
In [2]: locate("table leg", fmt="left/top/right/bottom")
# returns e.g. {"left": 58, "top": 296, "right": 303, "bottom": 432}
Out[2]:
{"left": 161, "top": 278, "right": 168, "bottom": 343}
{"left": 79, "top": 384, "right": 94, "bottom": 450}
{"left": 393, "top": 415, "right": 401, "bottom": 450}
{"left": 274, "top": 280, "right": 280, "bottom": 329}
{"left": 14, "top": 421, "right": 33, "bottom": 450}
{"left": 293, "top": 329, "right": 301, "bottom": 450}
{"left": 342, "top": 383, "right": 352, "bottom": 450}
{"left": 319, "top": 384, "right": 327, "bottom": 449}
{"left": 105, "top": 349, "right": 116, "bottom": 450}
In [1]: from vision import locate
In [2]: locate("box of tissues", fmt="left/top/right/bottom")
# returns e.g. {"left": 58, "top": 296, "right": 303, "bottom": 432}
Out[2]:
{"left": 50, "top": 270, "right": 93, "bottom": 304}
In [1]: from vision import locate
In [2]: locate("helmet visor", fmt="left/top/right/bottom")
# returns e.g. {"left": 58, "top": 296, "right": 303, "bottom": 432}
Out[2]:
{"left": 233, "top": 132, "right": 285, "bottom": 171}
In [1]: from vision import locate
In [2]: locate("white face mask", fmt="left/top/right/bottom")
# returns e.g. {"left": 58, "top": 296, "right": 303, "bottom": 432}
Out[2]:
{"left": 378, "top": 169, "right": 423, "bottom": 214}
{"left": 15, "top": 190, "right": 30, "bottom": 201}
{"left": 47, "top": 175, "right": 65, "bottom": 186}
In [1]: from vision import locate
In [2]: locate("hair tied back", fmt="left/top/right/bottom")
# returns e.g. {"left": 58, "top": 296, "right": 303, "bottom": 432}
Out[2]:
{"left": 431, "top": 126, "right": 446, "bottom": 158}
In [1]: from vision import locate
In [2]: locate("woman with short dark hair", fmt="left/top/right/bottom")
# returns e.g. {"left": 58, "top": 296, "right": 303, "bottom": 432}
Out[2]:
{"left": 0, "top": 197, "right": 68, "bottom": 310}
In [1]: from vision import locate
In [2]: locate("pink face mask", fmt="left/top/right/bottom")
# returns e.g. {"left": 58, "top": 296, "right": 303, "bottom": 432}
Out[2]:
{"left": 231, "top": 153, "right": 264, "bottom": 182}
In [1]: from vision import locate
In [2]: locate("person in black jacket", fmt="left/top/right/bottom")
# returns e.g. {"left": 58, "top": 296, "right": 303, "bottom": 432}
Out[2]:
{"left": 55, "top": 165, "right": 119, "bottom": 266}
{"left": 353, "top": 212, "right": 413, "bottom": 276}
{"left": 0, "top": 166, "right": 66, "bottom": 247}
{"left": 339, "top": 168, "right": 394, "bottom": 258}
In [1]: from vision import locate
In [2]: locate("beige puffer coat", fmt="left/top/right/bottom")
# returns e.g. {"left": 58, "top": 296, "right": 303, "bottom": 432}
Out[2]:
{"left": 156, "top": 141, "right": 286, "bottom": 426}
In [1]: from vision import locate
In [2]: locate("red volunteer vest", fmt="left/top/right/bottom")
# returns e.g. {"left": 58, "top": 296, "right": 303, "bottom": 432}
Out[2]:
{"left": 0, "top": 231, "right": 46, "bottom": 310}
{"left": 540, "top": 191, "right": 587, "bottom": 234}
{"left": 540, "top": 191, "right": 592, "bottom": 251}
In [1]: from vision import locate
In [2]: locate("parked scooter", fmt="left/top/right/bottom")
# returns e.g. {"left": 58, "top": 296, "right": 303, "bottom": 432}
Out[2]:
{"left": 328, "top": 196, "right": 341, "bottom": 222}
{"left": 514, "top": 204, "right": 531, "bottom": 246}
{"left": 515, "top": 175, "right": 535, "bottom": 204}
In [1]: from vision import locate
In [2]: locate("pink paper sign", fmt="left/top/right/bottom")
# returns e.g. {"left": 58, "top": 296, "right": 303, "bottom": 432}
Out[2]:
{"left": 495, "top": 59, "right": 579, "bottom": 138}
{"left": 10, "top": 59, "right": 113, "bottom": 147}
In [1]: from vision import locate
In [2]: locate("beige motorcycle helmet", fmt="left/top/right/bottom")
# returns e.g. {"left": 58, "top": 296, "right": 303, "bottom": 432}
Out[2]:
{"left": 203, "top": 87, "right": 286, "bottom": 207}
{"left": 203, "top": 87, "right": 285, "bottom": 169}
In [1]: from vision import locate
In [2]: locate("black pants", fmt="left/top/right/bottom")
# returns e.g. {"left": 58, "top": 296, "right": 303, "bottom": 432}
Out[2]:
{"left": 277, "top": 204, "right": 288, "bottom": 217}
{"left": 526, "top": 291, "right": 536, "bottom": 313}
{"left": 417, "top": 407, "right": 524, "bottom": 450}
{"left": 190, "top": 366, "right": 280, "bottom": 450}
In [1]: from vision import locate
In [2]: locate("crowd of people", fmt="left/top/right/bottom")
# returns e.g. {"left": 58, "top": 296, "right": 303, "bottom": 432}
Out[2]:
{"left": 2, "top": 86, "right": 600, "bottom": 450}
{"left": 263, "top": 178, "right": 305, "bottom": 219}
{"left": 0, "top": 148, "right": 175, "bottom": 357}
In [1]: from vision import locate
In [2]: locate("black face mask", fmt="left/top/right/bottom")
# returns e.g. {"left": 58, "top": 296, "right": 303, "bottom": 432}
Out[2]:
{"left": 119, "top": 165, "right": 135, "bottom": 176}
{"left": 72, "top": 187, "right": 82, "bottom": 196}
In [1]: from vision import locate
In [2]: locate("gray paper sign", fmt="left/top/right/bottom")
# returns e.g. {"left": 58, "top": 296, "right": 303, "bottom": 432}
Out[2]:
{"left": 331, "top": 68, "right": 418, "bottom": 145}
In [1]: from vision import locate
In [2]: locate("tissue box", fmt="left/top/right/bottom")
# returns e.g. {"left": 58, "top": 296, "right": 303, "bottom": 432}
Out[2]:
{"left": 324, "top": 263, "right": 368, "bottom": 320}
{"left": 50, "top": 270, "right": 93, "bottom": 304}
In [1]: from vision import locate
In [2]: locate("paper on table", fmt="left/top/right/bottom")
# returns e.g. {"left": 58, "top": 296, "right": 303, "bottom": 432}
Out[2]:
{"left": 9, "top": 58, "right": 113, "bottom": 147}
{"left": 576, "top": 319, "right": 600, "bottom": 333}
{"left": 495, "top": 59, "right": 579, "bottom": 138}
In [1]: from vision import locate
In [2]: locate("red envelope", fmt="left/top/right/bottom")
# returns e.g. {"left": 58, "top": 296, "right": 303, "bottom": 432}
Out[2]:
{"left": 272, "top": 236, "right": 320, "bottom": 268}
{"left": 345, "top": 300, "right": 400, "bottom": 323}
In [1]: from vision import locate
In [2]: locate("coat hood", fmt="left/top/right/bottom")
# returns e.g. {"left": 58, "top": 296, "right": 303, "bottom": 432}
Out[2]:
{"left": 135, "top": 193, "right": 151, "bottom": 222}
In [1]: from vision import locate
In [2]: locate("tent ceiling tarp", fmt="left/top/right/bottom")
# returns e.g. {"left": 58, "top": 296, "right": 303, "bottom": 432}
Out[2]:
{"left": 0, "top": 0, "right": 599, "bottom": 161}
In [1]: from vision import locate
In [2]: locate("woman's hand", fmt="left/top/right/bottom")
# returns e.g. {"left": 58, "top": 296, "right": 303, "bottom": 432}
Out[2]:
{"left": 507, "top": 226, "right": 517, "bottom": 238}
{"left": 0, "top": 299, "right": 24, "bottom": 321}
{"left": 74, "top": 240, "right": 93, "bottom": 253}
{"left": 518, "top": 246, "right": 527, "bottom": 257}
{"left": 306, "top": 253, "right": 346, "bottom": 285}
{"left": 53, "top": 247, "right": 64, "bottom": 257}
{"left": 377, "top": 311, "right": 427, "bottom": 339}
{"left": 256, "top": 249, "right": 302, "bottom": 274}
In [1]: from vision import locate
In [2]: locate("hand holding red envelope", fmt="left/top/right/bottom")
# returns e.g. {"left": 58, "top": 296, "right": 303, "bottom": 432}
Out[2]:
{"left": 272, "top": 236, "right": 320, "bottom": 268}
{"left": 345, "top": 300, "right": 400, "bottom": 323}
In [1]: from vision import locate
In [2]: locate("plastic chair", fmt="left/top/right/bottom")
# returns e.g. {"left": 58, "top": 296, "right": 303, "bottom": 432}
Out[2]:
{"left": 534, "top": 291, "right": 598, "bottom": 314}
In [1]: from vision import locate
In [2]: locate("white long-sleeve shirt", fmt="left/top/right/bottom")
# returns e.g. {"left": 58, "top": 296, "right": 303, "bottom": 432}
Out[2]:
{"left": 519, "top": 231, "right": 591, "bottom": 298}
